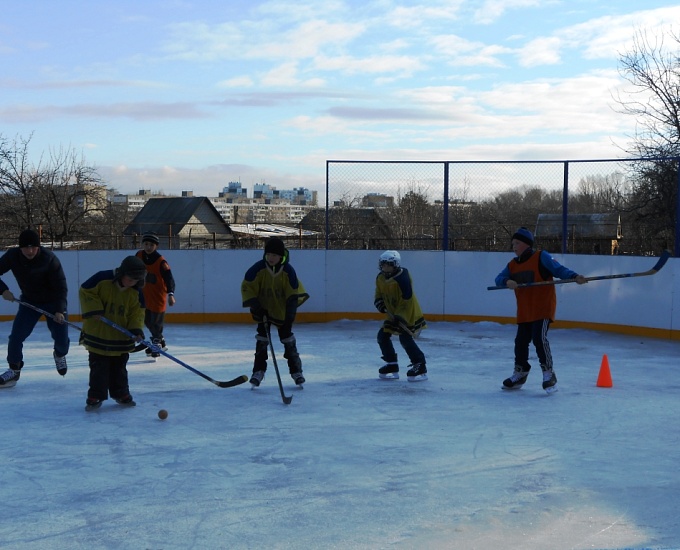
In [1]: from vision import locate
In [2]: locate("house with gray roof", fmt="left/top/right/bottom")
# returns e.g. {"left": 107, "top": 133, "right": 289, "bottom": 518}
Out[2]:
{"left": 123, "top": 196, "right": 235, "bottom": 249}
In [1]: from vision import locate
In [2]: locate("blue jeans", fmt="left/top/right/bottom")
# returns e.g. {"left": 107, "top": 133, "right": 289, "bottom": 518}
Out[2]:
{"left": 7, "top": 300, "right": 70, "bottom": 365}
{"left": 377, "top": 327, "right": 425, "bottom": 365}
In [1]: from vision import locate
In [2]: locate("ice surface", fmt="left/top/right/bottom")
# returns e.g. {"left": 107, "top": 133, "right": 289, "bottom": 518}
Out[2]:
{"left": 2, "top": 319, "right": 680, "bottom": 549}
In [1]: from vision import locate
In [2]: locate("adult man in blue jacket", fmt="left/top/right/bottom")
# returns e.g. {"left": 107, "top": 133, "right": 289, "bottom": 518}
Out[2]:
{"left": 0, "top": 229, "right": 69, "bottom": 388}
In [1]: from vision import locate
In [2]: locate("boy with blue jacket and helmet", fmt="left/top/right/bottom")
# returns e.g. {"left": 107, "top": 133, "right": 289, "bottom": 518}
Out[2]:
{"left": 374, "top": 250, "right": 428, "bottom": 381}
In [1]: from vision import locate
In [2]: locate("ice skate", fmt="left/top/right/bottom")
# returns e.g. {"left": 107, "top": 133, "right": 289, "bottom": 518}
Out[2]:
{"left": 379, "top": 362, "right": 399, "bottom": 380}
{"left": 542, "top": 369, "right": 558, "bottom": 394}
{"left": 0, "top": 363, "right": 22, "bottom": 389}
{"left": 250, "top": 370, "right": 265, "bottom": 387}
{"left": 502, "top": 364, "right": 529, "bottom": 390}
{"left": 406, "top": 363, "right": 428, "bottom": 382}
{"left": 53, "top": 351, "right": 67, "bottom": 376}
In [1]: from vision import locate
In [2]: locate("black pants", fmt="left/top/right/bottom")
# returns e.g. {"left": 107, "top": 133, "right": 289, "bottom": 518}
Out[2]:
{"left": 144, "top": 310, "right": 165, "bottom": 341}
{"left": 377, "top": 327, "right": 425, "bottom": 365}
{"left": 87, "top": 352, "right": 131, "bottom": 401}
{"left": 253, "top": 323, "right": 301, "bottom": 373}
{"left": 514, "top": 319, "right": 552, "bottom": 371}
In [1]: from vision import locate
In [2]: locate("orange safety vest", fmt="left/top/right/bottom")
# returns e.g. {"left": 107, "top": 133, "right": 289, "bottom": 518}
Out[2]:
{"left": 507, "top": 251, "right": 556, "bottom": 323}
{"left": 136, "top": 251, "right": 170, "bottom": 313}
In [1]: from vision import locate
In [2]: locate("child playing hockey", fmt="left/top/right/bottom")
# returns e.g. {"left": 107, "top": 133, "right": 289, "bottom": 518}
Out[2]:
{"left": 79, "top": 256, "right": 147, "bottom": 410}
{"left": 135, "top": 232, "right": 176, "bottom": 358}
{"left": 494, "top": 227, "right": 586, "bottom": 393}
{"left": 374, "top": 250, "right": 428, "bottom": 381}
{"left": 241, "top": 237, "right": 309, "bottom": 388}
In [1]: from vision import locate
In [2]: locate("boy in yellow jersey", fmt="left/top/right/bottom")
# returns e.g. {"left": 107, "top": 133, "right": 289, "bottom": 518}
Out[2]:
{"left": 374, "top": 250, "right": 428, "bottom": 381}
{"left": 79, "top": 256, "right": 146, "bottom": 410}
{"left": 241, "top": 237, "right": 309, "bottom": 388}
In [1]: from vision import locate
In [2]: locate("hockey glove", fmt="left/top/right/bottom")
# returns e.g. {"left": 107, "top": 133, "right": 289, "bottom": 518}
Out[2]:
{"left": 250, "top": 306, "right": 267, "bottom": 323}
{"left": 374, "top": 298, "right": 387, "bottom": 313}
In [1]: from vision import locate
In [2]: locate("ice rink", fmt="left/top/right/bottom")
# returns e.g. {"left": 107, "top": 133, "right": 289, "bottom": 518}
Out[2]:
{"left": 2, "top": 319, "right": 679, "bottom": 549}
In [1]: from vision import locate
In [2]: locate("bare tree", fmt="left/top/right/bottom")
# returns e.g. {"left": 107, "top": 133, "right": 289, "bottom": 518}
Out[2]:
{"left": 616, "top": 28, "right": 680, "bottom": 252}
{"left": 0, "top": 133, "right": 44, "bottom": 232}
{"left": 0, "top": 133, "right": 110, "bottom": 248}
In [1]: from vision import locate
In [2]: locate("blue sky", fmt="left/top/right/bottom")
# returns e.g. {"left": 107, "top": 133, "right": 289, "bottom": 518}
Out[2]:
{"left": 1, "top": 1, "right": 679, "bottom": 197}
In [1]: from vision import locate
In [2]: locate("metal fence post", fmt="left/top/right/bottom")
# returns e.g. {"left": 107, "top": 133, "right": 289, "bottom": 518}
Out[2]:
{"left": 562, "top": 161, "right": 569, "bottom": 254}
{"left": 675, "top": 158, "right": 680, "bottom": 257}
{"left": 443, "top": 162, "right": 449, "bottom": 251}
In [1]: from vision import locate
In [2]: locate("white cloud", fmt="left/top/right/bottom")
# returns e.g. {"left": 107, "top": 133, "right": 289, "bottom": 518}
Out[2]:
{"left": 517, "top": 36, "right": 562, "bottom": 67}
{"left": 217, "top": 76, "right": 254, "bottom": 88}
{"left": 312, "top": 53, "right": 425, "bottom": 76}
{"left": 473, "top": 0, "right": 548, "bottom": 25}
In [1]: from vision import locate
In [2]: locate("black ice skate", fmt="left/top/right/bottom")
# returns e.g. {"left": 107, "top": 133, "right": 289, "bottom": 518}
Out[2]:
{"left": 406, "top": 363, "right": 428, "bottom": 382}
{"left": 250, "top": 370, "right": 265, "bottom": 387}
{"left": 291, "top": 371, "right": 305, "bottom": 386}
{"left": 502, "top": 364, "right": 530, "bottom": 390}
{"left": 542, "top": 369, "right": 558, "bottom": 394}
{"left": 85, "top": 398, "right": 102, "bottom": 411}
{"left": 379, "top": 362, "right": 399, "bottom": 380}
{"left": 0, "top": 363, "right": 22, "bottom": 389}
{"left": 53, "top": 351, "right": 67, "bottom": 376}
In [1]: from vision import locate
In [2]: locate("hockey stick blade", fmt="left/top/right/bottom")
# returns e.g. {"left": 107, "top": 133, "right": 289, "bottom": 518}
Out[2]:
{"left": 217, "top": 375, "right": 250, "bottom": 388}
{"left": 98, "top": 316, "right": 248, "bottom": 389}
{"left": 487, "top": 250, "right": 671, "bottom": 290}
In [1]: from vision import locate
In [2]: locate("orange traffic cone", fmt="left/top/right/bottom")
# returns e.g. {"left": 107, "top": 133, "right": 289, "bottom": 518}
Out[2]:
{"left": 596, "top": 354, "right": 613, "bottom": 387}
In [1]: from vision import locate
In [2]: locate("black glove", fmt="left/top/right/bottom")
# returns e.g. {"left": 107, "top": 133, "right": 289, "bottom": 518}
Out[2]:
{"left": 374, "top": 298, "right": 387, "bottom": 313}
{"left": 250, "top": 306, "right": 267, "bottom": 323}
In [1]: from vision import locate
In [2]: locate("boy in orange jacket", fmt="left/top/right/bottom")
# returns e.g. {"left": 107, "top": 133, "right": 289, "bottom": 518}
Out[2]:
{"left": 135, "top": 232, "right": 176, "bottom": 358}
{"left": 495, "top": 227, "right": 586, "bottom": 393}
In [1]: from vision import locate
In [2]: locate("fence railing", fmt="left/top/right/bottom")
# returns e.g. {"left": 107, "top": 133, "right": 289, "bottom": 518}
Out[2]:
{"left": 325, "top": 158, "right": 680, "bottom": 256}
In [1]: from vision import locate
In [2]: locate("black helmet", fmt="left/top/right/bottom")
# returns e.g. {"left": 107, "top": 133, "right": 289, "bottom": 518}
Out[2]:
{"left": 118, "top": 256, "right": 147, "bottom": 280}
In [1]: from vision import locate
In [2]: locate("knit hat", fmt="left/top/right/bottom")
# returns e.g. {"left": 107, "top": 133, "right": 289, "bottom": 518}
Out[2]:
{"left": 264, "top": 237, "right": 286, "bottom": 257}
{"left": 142, "top": 232, "right": 160, "bottom": 246}
{"left": 512, "top": 227, "right": 534, "bottom": 246}
{"left": 18, "top": 229, "right": 40, "bottom": 248}
{"left": 118, "top": 256, "right": 147, "bottom": 280}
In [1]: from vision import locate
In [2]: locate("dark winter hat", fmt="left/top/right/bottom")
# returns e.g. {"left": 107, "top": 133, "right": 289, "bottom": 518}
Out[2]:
{"left": 264, "top": 237, "right": 286, "bottom": 257}
{"left": 142, "top": 232, "right": 160, "bottom": 246}
{"left": 118, "top": 255, "right": 147, "bottom": 280}
{"left": 18, "top": 229, "right": 40, "bottom": 248}
{"left": 512, "top": 227, "right": 534, "bottom": 246}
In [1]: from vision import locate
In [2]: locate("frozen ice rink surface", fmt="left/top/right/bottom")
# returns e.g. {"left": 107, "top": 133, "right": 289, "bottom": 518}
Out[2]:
{"left": 2, "top": 319, "right": 679, "bottom": 550}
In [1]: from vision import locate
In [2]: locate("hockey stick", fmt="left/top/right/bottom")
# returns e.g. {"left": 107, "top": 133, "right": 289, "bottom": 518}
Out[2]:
{"left": 487, "top": 250, "right": 671, "bottom": 290}
{"left": 386, "top": 312, "right": 418, "bottom": 338}
{"left": 264, "top": 319, "right": 292, "bottom": 405}
{"left": 98, "top": 316, "right": 248, "bottom": 388}
{"left": 14, "top": 299, "right": 83, "bottom": 332}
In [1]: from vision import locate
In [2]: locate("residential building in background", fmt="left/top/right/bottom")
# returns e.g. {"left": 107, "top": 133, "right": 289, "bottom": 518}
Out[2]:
{"left": 112, "top": 182, "right": 319, "bottom": 224}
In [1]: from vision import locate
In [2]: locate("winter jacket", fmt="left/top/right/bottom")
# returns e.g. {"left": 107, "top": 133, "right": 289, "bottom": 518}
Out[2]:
{"left": 135, "top": 250, "right": 175, "bottom": 313}
{"left": 375, "top": 267, "right": 427, "bottom": 335}
{"left": 79, "top": 270, "right": 145, "bottom": 356}
{"left": 241, "top": 252, "right": 309, "bottom": 327}
{"left": 0, "top": 247, "right": 68, "bottom": 312}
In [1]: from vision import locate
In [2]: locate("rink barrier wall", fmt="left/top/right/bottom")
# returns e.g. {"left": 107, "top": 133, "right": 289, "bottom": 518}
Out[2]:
{"left": 0, "top": 249, "right": 677, "bottom": 340}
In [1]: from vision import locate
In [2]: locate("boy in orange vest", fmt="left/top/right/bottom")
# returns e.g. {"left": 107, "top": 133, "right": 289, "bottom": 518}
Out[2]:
{"left": 135, "top": 232, "right": 176, "bottom": 358}
{"left": 495, "top": 227, "right": 586, "bottom": 393}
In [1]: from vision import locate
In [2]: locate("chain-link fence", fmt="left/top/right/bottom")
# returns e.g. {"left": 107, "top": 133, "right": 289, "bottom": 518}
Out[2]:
{"left": 320, "top": 158, "right": 680, "bottom": 256}
{"left": 2, "top": 158, "right": 678, "bottom": 254}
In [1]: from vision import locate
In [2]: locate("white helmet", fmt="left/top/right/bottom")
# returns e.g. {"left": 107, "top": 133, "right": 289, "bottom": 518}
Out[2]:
{"left": 379, "top": 250, "right": 401, "bottom": 269}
